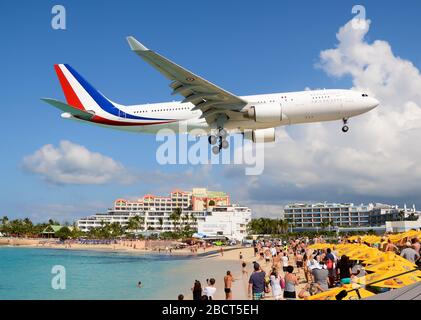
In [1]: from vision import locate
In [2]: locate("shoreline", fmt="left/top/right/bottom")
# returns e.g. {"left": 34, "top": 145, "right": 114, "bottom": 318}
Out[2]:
{"left": 0, "top": 237, "right": 242, "bottom": 260}
{"left": 1, "top": 238, "right": 253, "bottom": 300}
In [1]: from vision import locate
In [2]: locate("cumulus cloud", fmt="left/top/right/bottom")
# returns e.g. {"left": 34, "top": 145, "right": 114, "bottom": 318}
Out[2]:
{"left": 22, "top": 140, "right": 135, "bottom": 185}
{"left": 225, "top": 18, "right": 421, "bottom": 214}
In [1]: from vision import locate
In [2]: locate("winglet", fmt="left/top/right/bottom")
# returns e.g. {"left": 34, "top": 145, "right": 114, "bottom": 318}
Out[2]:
{"left": 126, "top": 36, "right": 149, "bottom": 51}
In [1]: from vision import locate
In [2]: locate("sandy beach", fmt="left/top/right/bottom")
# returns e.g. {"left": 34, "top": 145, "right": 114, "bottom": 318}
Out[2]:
{"left": 0, "top": 237, "right": 305, "bottom": 300}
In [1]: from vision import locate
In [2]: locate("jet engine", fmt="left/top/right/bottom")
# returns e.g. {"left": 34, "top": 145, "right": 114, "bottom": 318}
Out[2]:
{"left": 246, "top": 103, "right": 282, "bottom": 122}
{"left": 251, "top": 128, "right": 276, "bottom": 143}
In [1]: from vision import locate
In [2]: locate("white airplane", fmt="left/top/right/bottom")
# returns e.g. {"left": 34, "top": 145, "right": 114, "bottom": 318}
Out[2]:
{"left": 43, "top": 36, "right": 379, "bottom": 154}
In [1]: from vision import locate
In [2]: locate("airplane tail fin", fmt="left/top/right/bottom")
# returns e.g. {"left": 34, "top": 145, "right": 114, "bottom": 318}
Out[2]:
{"left": 53, "top": 64, "right": 116, "bottom": 113}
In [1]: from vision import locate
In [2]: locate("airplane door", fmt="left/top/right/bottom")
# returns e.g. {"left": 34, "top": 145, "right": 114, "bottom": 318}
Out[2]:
{"left": 118, "top": 110, "right": 126, "bottom": 118}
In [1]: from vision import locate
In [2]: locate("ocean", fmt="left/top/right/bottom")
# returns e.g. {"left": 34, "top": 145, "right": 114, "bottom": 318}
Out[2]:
{"left": 0, "top": 246, "right": 238, "bottom": 300}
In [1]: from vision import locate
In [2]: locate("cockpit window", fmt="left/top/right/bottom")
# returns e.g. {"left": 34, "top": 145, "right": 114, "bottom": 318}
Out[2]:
{"left": 362, "top": 94, "right": 369, "bottom": 97}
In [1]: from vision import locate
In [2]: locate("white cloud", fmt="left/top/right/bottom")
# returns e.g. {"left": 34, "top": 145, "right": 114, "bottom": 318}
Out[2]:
{"left": 22, "top": 140, "right": 135, "bottom": 185}
{"left": 225, "top": 18, "right": 421, "bottom": 210}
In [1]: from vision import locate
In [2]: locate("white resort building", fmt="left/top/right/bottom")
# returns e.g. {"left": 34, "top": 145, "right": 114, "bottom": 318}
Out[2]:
{"left": 76, "top": 188, "right": 251, "bottom": 241}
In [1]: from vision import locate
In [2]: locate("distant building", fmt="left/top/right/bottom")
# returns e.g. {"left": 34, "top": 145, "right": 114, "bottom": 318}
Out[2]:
{"left": 284, "top": 202, "right": 373, "bottom": 232}
{"left": 284, "top": 202, "right": 420, "bottom": 233}
{"left": 41, "top": 225, "right": 74, "bottom": 238}
{"left": 197, "top": 205, "right": 251, "bottom": 241}
{"left": 76, "top": 188, "right": 250, "bottom": 240}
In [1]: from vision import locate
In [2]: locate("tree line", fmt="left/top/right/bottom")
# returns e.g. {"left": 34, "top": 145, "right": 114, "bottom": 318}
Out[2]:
{"left": 0, "top": 208, "right": 198, "bottom": 240}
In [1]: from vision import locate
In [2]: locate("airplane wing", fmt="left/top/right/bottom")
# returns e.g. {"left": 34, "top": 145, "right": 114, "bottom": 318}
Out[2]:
{"left": 127, "top": 36, "right": 248, "bottom": 124}
{"left": 41, "top": 98, "right": 95, "bottom": 121}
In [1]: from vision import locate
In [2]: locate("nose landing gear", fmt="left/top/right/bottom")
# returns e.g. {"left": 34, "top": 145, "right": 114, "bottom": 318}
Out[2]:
{"left": 209, "top": 128, "right": 229, "bottom": 155}
{"left": 342, "top": 118, "right": 349, "bottom": 133}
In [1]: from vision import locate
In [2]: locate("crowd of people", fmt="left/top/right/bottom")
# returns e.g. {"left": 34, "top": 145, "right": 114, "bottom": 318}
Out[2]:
{"left": 177, "top": 234, "right": 420, "bottom": 300}
{"left": 247, "top": 235, "right": 420, "bottom": 300}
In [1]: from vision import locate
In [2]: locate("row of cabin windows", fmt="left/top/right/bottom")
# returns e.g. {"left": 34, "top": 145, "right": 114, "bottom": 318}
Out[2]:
{"left": 133, "top": 106, "right": 190, "bottom": 114}
{"left": 256, "top": 98, "right": 293, "bottom": 104}
{"left": 312, "top": 96, "right": 331, "bottom": 99}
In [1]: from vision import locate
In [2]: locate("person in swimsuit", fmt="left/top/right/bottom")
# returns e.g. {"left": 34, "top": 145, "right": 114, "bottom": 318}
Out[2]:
{"left": 242, "top": 262, "right": 248, "bottom": 278}
{"left": 283, "top": 266, "right": 299, "bottom": 300}
{"left": 224, "top": 271, "right": 235, "bottom": 300}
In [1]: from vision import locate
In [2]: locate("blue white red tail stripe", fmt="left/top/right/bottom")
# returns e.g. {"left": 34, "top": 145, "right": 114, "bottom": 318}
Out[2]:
{"left": 53, "top": 64, "right": 175, "bottom": 124}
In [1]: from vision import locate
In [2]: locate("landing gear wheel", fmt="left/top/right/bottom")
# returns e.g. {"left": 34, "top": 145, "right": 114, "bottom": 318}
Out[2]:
{"left": 212, "top": 145, "right": 220, "bottom": 155}
{"left": 221, "top": 140, "right": 229, "bottom": 149}
{"left": 208, "top": 135, "right": 217, "bottom": 145}
{"left": 342, "top": 125, "right": 349, "bottom": 133}
{"left": 219, "top": 129, "right": 228, "bottom": 139}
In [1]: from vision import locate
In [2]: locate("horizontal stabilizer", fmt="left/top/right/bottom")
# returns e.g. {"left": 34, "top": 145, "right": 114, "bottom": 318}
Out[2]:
{"left": 41, "top": 98, "right": 94, "bottom": 121}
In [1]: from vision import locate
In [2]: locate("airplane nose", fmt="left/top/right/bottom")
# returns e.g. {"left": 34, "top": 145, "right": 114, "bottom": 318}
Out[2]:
{"left": 371, "top": 98, "right": 380, "bottom": 108}
{"left": 366, "top": 97, "right": 379, "bottom": 111}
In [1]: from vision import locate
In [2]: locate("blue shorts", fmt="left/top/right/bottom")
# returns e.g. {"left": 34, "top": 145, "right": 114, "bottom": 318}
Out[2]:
{"left": 340, "top": 278, "right": 351, "bottom": 284}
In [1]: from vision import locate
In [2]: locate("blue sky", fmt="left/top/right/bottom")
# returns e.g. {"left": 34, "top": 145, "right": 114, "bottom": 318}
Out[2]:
{"left": 1, "top": 0, "right": 421, "bottom": 221}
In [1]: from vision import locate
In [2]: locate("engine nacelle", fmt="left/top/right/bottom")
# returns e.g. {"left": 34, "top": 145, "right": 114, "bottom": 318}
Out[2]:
{"left": 251, "top": 128, "right": 276, "bottom": 143}
{"left": 247, "top": 103, "right": 282, "bottom": 122}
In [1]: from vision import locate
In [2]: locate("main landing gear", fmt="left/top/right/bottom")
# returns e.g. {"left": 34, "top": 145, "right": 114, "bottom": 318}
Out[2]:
{"left": 342, "top": 118, "right": 349, "bottom": 133}
{"left": 208, "top": 128, "right": 229, "bottom": 155}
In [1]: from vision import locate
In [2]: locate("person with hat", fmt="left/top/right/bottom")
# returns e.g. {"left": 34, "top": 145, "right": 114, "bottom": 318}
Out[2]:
{"left": 248, "top": 262, "right": 266, "bottom": 300}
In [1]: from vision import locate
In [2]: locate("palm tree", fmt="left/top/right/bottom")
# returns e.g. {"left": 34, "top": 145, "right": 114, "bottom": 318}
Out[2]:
{"left": 278, "top": 219, "right": 289, "bottom": 234}
{"left": 158, "top": 217, "right": 164, "bottom": 231}
{"left": 109, "top": 222, "right": 123, "bottom": 237}
{"left": 126, "top": 215, "right": 144, "bottom": 233}
{"left": 170, "top": 208, "right": 182, "bottom": 233}
{"left": 1, "top": 216, "right": 9, "bottom": 226}
{"left": 190, "top": 213, "right": 198, "bottom": 232}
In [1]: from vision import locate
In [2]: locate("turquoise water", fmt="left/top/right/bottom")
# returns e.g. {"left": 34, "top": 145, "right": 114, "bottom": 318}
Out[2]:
{"left": 0, "top": 247, "right": 199, "bottom": 300}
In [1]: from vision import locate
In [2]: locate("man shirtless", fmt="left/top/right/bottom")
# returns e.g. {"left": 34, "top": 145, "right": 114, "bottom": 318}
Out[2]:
{"left": 224, "top": 271, "right": 235, "bottom": 300}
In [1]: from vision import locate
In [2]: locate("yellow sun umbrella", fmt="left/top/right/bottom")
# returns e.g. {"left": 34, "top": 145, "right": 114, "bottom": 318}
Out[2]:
{"left": 308, "top": 243, "right": 332, "bottom": 250}
{"left": 354, "top": 251, "right": 384, "bottom": 262}
{"left": 364, "top": 260, "right": 418, "bottom": 273}
{"left": 364, "top": 251, "right": 409, "bottom": 265}
{"left": 356, "top": 271, "right": 421, "bottom": 289}
{"left": 305, "top": 285, "right": 375, "bottom": 300}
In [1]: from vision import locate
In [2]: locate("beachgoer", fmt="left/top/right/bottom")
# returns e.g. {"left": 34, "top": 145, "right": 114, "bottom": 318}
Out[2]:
{"left": 298, "top": 283, "right": 311, "bottom": 299}
{"left": 192, "top": 280, "right": 202, "bottom": 301}
{"left": 336, "top": 255, "right": 352, "bottom": 285}
{"left": 178, "top": 294, "right": 184, "bottom": 300}
{"left": 239, "top": 251, "right": 243, "bottom": 260}
{"left": 324, "top": 248, "right": 336, "bottom": 288}
{"left": 412, "top": 238, "right": 420, "bottom": 255}
{"left": 220, "top": 247, "right": 224, "bottom": 256}
{"left": 283, "top": 266, "right": 299, "bottom": 300}
{"left": 281, "top": 252, "right": 289, "bottom": 273}
{"left": 137, "top": 281, "right": 142, "bottom": 288}
{"left": 296, "top": 250, "right": 303, "bottom": 269}
{"left": 400, "top": 241, "right": 420, "bottom": 263}
{"left": 269, "top": 268, "right": 283, "bottom": 300}
{"left": 203, "top": 278, "right": 216, "bottom": 300}
{"left": 385, "top": 239, "right": 398, "bottom": 253}
{"left": 224, "top": 271, "right": 235, "bottom": 300}
{"left": 265, "top": 249, "right": 271, "bottom": 264}
{"left": 242, "top": 262, "right": 248, "bottom": 278}
{"left": 248, "top": 262, "right": 266, "bottom": 300}
{"left": 311, "top": 260, "right": 329, "bottom": 293}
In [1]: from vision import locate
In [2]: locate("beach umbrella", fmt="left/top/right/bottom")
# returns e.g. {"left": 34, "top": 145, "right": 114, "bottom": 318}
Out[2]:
{"left": 364, "top": 260, "right": 418, "bottom": 273}
{"left": 305, "top": 285, "right": 375, "bottom": 300}
{"left": 353, "top": 249, "right": 384, "bottom": 261}
{"left": 356, "top": 271, "right": 421, "bottom": 289}
{"left": 363, "top": 251, "right": 410, "bottom": 265}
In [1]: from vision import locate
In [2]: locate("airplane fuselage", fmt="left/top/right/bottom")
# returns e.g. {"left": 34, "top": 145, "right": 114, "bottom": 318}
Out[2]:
{"left": 76, "top": 89, "right": 378, "bottom": 135}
